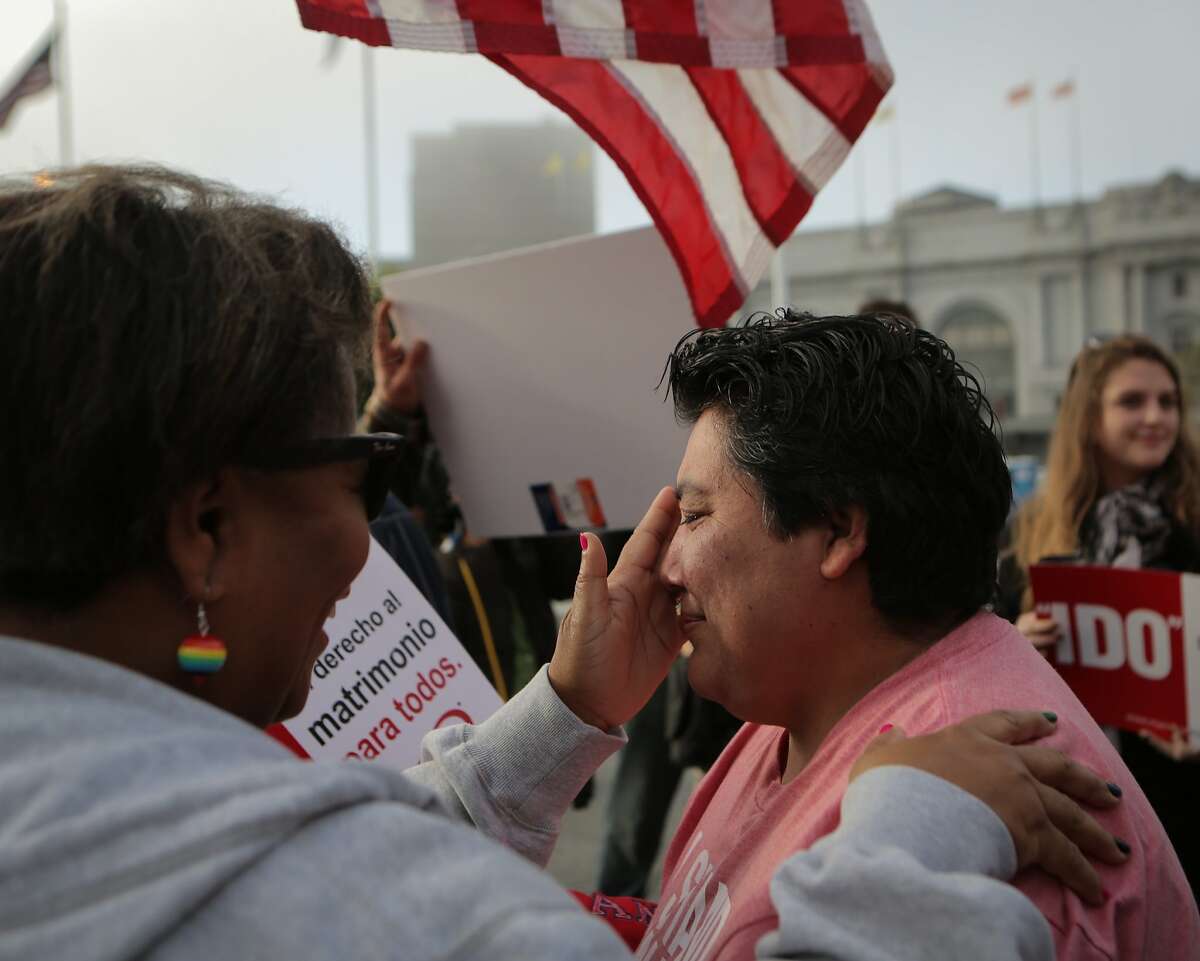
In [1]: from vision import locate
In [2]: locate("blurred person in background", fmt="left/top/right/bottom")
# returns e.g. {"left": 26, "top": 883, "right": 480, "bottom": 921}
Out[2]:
{"left": 998, "top": 333, "right": 1200, "bottom": 901}
{"left": 0, "top": 164, "right": 1119, "bottom": 961}
{"left": 858, "top": 298, "right": 919, "bottom": 326}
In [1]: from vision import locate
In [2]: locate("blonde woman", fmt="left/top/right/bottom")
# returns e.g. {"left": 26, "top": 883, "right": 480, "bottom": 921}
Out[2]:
{"left": 999, "top": 333, "right": 1200, "bottom": 900}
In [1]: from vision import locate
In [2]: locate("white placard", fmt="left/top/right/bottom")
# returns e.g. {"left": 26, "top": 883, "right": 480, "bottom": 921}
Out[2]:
{"left": 380, "top": 226, "right": 694, "bottom": 539}
{"left": 274, "top": 538, "right": 503, "bottom": 766}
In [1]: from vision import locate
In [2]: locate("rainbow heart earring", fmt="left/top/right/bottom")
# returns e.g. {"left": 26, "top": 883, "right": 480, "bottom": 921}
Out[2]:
{"left": 177, "top": 599, "right": 227, "bottom": 681}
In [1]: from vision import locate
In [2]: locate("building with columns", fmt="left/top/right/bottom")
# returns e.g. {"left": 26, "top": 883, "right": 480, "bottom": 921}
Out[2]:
{"left": 757, "top": 171, "right": 1200, "bottom": 453}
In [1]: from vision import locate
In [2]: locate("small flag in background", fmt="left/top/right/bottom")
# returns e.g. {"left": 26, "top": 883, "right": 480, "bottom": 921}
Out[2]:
{"left": 294, "top": 0, "right": 893, "bottom": 329}
{"left": 1007, "top": 82, "right": 1034, "bottom": 106}
{"left": 1051, "top": 79, "right": 1076, "bottom": 99}
{"left": 0, "top": 31, "right": 55, "bottom": 131}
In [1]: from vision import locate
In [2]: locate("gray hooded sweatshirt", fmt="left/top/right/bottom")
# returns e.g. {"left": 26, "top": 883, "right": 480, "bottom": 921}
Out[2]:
{"left": 0, "top": 636, "right": 1051, "bottom": 961}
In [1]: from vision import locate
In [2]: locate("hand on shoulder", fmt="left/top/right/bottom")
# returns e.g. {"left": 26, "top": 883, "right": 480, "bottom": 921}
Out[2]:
{"left": 852, "top": 709, "right": 1129, "bottom": 905}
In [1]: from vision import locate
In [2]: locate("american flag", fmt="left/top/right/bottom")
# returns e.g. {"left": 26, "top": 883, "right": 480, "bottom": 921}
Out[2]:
{"left": 0, "top": 32, "right": 55, "bottom": 132}
{"left": 295, "top": 1, "right": 892, "bottom": 328}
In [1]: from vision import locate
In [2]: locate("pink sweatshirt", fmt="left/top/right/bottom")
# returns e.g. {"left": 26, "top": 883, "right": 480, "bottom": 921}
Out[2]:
{"left": 637, "top": 613, "right": 1199, "bottom": 961}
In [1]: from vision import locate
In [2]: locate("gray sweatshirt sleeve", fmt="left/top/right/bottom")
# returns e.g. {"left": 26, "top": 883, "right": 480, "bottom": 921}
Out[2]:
{"left": 405, "top": 664, "right": 626, "bottom": 866}
{"left": 756, "top": 765, "right": 1053, "bottom": 961}
{"left": 407, "top": 668, "right": 1053, "bottom": 960}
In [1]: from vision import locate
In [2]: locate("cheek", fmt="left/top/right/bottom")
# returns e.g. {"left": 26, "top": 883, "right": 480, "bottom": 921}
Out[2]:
{"left": 334, "top": 517, "right": 371, "bottom": 586}
{"left": 680, "top": 531, "right": 725, "bottom": 592}
{"left": 1096, "top": 414, "right": 1129, "bottom": 453}
{"left": 303, "top": 512, "right": 370, "bottom": 598}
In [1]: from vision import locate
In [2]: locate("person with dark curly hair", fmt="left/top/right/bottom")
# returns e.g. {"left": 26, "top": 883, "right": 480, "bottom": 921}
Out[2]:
{"left": 629, "top": 311, "right": 1199, "bottom": 961}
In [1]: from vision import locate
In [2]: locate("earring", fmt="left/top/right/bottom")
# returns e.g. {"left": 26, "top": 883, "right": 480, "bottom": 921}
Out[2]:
{"left": 177, "top": 599, "right": 227, "bottom": 679}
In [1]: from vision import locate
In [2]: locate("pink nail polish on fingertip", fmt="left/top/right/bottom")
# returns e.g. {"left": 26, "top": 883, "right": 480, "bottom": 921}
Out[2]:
{"left": 579, "top": 534, "right": 588, "bottom": 551}
{"left": 878, "top": 723, "right": 893, "bottom": 734}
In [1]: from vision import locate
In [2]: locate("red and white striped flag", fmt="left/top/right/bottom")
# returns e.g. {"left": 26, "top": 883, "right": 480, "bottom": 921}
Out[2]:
{"left": 295, "top": 1, "right": 893, "bottom": 328}
{"left": 0, "top": 32, "right": 55, "bottom": 132}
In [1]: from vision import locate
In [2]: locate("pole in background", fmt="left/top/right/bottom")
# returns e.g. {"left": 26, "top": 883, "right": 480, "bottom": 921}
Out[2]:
{"left": 52, "top": 0, "right": 74, "bottom": 166}
{"left": 870, "top": 102, "right": 900, "bottom": 215}
{"left": 1030, "top": 90, "right": 1043, "bottom": 217}
{"left": 1007, "top": 82, "right": 1040, "bottom": 220}
{"left": 1052, "top": 76, "right": 1082, "bottom": 206}
{"left": 769, "top": 247, "right": 788, "bottom": 309}
{"left": 872, "top": 101, "right": 907, "bottom": 296}
{"left": 361, "top": 45, "right": 381, "bottom": 266}
{"left": 887, "top": 111, "right": 901, "bottom": 216}
{"left": 852, "top": 145, "right": 866, "bottom": 239}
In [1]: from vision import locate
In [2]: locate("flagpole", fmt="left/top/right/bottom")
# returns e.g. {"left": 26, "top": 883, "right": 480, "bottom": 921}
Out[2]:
{"left": 853, "top": 145, "right": 866, "bottom": 240}
{"left": 53, "top": 0, "right": 74, "bottom": 167}
{"left": 1069, "top": 77, "right": 1083, "bottom": 207}
{"left": 889, "top": 118, "right": 902, "bottom": 214}
{"left": 1028, "top": 86, "right": 1042, "bottom": 220}
{"left": 770, "top": 248, "right": 788, "bottom": 309}
{"left": 361, "top": 46, "right": 381, "bottom": 266}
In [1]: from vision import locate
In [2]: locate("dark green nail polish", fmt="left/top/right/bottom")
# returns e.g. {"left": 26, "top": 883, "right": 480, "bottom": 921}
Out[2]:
{"left": 1042, "top": 711, "right": 1058, "bottom": 723}
{"left": 1106, "top": 782, "right": 1123, "bottom": 798}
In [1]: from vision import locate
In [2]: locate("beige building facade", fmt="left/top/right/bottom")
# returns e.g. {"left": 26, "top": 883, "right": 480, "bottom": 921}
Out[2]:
{"left": 757, "top": 172, "right": 1200, "bottom": 453}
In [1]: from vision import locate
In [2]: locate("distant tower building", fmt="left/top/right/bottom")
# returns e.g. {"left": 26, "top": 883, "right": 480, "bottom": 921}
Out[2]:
{"left": 411, "top": 120, "right": 595, "bottom": 267}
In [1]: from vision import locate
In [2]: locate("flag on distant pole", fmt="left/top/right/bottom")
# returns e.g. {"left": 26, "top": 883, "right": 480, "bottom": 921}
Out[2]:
{"left": 293, "top": 0, "right": 893, "bottom": 328}
{"left": 0, "top": 31, "right": 55, "bottom": 131}
{"left": 1051, "top": 79, "right": 1075, "bottom": 99}
{"left": 1007, "top": 82, "right": 1033, "bottom": 107}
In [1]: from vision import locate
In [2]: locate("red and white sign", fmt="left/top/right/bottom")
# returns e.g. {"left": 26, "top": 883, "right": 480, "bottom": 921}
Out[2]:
{"left": 269, "top": 538, "right": 504, "bottom": 766}
{"left": 1030, "top": 564, "right": 1200, "bottom": 743}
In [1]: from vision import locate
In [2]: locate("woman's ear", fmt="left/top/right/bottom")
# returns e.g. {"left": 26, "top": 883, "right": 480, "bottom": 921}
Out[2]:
{"left": 819, "top": 505, "right": 868, "bottom": 580}
{"left": 164, "top": 469, "right": 241, "bottom": 603}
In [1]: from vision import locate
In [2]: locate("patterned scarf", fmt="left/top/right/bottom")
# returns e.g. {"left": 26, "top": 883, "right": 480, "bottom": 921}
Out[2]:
{"left": 1080, "top": 479, "right": 1172, "bottom": 569}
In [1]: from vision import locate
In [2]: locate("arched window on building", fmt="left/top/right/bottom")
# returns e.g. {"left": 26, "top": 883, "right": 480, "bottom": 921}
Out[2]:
{"left": 937, "top": 303, "right": 1017, "bottom": 419}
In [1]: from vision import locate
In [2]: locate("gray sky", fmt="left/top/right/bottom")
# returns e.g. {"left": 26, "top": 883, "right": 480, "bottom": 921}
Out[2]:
{"left": 2, "top": 1, "right": 1198, "bottom": 260}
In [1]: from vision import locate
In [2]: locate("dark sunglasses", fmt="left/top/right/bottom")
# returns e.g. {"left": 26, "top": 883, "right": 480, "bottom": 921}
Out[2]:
{"left": 242, "top": 432, "right": 406, "bottom": 520}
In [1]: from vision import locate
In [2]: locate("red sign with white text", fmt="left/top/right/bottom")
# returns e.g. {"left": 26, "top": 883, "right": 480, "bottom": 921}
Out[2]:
{"left": 1029, "top": 564, "right": 1200, "bottom": 743}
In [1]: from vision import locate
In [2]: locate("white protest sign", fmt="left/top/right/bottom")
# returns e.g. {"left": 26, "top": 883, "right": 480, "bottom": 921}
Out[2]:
{"left": 270, "top": 538, "right": 503, "bottom": 766}
{"left": 380, "top": 226, "right": 693, "bottom": 539}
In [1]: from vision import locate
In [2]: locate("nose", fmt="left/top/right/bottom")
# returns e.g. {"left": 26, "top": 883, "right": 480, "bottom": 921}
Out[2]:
{"left": 660, "top": 526, "right": 684, "bottom": 593}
